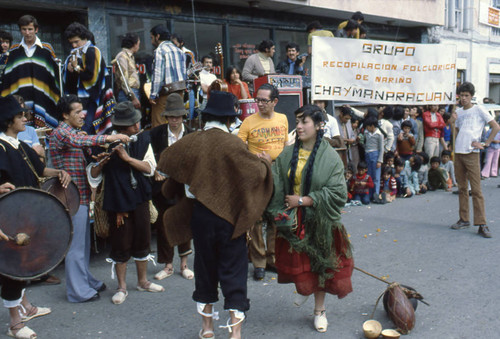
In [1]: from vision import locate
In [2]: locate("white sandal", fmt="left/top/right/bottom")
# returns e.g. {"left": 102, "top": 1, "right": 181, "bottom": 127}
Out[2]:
{"left": 181, "top": 267, "right": 194, "bottom": 280}
{"left": 198, "top": 328, "right": 215, "bottom": 339}
{"left": 111, "top": 288, "right": 128, "bottom": 305}
{"left": 197, "top": 303, "right": 218, "bottom": 339}
{"left": 7, "top": 323, "right": 36, "bottom": 339}
{"left": 314, "top": 309, "right": 328, "bottom": 333}
{"left": 219, "top": 310, "right": 245, "bottom": 337}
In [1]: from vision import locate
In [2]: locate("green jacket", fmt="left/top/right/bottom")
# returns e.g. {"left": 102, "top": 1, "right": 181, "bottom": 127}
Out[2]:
{"left": 267, "top": 139, "right": 351, "bottom": 285}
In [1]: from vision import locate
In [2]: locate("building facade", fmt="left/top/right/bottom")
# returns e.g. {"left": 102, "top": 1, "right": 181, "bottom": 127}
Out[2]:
{"left": 1, "top": 0, "right": 444, "bottom": 80}
{"left": 435, "top": 0, "right": 500, "bottom": 102}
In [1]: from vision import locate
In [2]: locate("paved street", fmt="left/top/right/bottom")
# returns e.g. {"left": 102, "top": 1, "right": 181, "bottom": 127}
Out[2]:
{"left": 4, "top": 177, "right": 500, "bottom": 339}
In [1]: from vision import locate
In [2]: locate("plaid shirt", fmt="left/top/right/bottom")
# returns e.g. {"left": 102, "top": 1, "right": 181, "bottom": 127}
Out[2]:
{"left": 48, "top": 122, "right": 107, "bottom": 205}
{"left": 150, "top": 40, "right": 186, "bottom": 99}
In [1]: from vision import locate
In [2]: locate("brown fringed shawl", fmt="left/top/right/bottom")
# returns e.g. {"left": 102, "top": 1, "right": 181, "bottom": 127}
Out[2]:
{"left": 157, "top": 128, "right": 273, "bottom": 242}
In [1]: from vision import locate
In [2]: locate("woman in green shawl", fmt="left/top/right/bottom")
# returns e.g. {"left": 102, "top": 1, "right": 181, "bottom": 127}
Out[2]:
{"left": 268, "top": 104, "right": 353, "bottom": 333}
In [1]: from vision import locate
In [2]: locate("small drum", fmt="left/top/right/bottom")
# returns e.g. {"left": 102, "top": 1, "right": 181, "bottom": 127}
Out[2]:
{"left": 0, "top": 188, "right": 73, "bottom": 280}
{"left": 238, "top": 99, "right": 259, "bottom": 121}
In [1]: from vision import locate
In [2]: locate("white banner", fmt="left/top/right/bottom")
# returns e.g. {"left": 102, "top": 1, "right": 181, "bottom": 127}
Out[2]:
{"left": 311, "top": 37, "right": 457, "bottom": 104}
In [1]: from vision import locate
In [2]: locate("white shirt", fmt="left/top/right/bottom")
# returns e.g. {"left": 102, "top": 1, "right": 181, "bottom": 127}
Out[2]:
{"left": 199, "top": 69, "right": 217, "bottom": 99}
{"left": 323, "top": 114, "right": 340, "bottom": 139}
{"left": 21, "top": 36, "right": 43, "bottom": 58}
{"left": 0, "top": 132, "right": 20, "bottom": 148}
{"left": 168, "top": 124, "right": 185, "bottom": 146}
{"left": 87, "top": 133, "right": 157, "bottom": 188}
{"left": 455, "top": 105, "right": 493, "bottom": 154}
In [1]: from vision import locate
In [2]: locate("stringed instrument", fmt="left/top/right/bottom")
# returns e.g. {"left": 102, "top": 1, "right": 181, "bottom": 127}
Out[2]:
{"left": 209, "top": 42, "right": 228, "bottom": 92}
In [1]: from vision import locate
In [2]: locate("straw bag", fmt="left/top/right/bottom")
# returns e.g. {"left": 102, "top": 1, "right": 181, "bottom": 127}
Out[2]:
{"left": 93, "top": 177, "right": 110, "bottom": 238}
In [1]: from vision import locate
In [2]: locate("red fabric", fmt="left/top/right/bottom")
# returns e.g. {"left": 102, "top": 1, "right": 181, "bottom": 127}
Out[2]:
{"left": 275, "top": 209, "right": 354, "bottom": 298}
{"left": 422, "top": 111, "right": 445, "bottom": 138}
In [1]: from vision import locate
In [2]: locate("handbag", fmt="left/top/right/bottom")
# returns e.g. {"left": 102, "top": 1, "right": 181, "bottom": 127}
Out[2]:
{"left": 273, "top": 208, "right": 298, "bottom": 232}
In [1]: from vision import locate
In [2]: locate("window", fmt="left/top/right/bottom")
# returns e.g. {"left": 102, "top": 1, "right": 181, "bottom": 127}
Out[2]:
{"left": 172, "top": 21, "right": 222, "bottom": 67}
{"left": 274, "top": 29, "right": 310, "bottom": 75}
{"left": 108, "top": 15, "right": 165, "bottom": 62}
{"left": 228, "top": 26, "right": 270, "bottom": 72}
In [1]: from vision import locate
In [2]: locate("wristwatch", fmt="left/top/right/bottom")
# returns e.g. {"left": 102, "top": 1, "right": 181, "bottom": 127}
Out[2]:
{"left": 298, "top": 197, "right": 303, "bottom": 206}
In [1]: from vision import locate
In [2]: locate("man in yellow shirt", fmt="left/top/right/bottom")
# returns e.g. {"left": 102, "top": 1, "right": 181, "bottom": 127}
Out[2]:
{"left": 238, "top": 83, "right": 288, "bottom": 280}
{"left": 338, "top": 11, "right": 365, "bottom": 39}
{"left": 307, "top": 21, "right": 334, "bottom": 55}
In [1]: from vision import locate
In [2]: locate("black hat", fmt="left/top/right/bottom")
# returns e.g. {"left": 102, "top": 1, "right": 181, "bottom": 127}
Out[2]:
{"left": 0, "top": 95, "right": 24, "bottom": 123}
{"left": 111, "top": 101, "right": 142, "bottom": 126}
{"left": 161, "top": 93, "right": 188, "bottom": 117}
{"left": 202, "top": 91, "right": 239, "bottom": 117}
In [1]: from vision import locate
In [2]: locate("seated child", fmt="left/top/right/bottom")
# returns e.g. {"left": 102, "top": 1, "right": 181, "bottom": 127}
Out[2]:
{"left": 378, "top": 166, "right": 397, "bottom": 203}
{"left": 404, "top": 155, "right": 421, "bottom": 196}
{"left": 348, "top": 161, "right": 374, "bottom": 205}
{"left": 396, "top": 120, "right": 415, "bottom": 161}
{"left": 416, "top": 152, "right": 429, "bottom": 194}
{"left": 440, "top": 150, "right": 456, "bottom": 186}
{"left": 393, "top": 158, "right": 407, "bottom": 197}
{"left": 383, "top": 151, "right": 395, "bottom": 175}
{"left": 428, "top": 156, "right": 451, "bottom": 191}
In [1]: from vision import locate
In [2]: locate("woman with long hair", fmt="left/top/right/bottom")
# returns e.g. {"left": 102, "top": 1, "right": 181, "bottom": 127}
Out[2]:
{"left": 224, "top": 65, "right": 250, "bottom": 100}
{"left": 267, "top": 104, "right": 353, "bottom": 333}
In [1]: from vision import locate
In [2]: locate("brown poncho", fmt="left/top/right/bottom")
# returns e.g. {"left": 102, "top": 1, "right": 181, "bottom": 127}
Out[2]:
{"left": 157, "top": 128, "right": 273, "bottom": 245}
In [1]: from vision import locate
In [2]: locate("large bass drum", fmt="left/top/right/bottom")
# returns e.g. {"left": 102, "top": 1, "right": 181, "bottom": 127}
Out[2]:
{"left": 0, "top": 188, "right": 73, "bottom": 281}
{"left": 41, "top": 177, "right": 80, "bottom": 216}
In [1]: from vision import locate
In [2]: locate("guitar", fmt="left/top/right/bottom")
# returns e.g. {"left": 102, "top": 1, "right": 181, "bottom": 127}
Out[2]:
{"left": 210, "top": 43, "right": 228, "bottom": 92}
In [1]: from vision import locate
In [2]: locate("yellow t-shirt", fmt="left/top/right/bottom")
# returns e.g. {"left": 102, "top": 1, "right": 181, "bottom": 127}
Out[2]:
{"left": 338, "top": 20, "right": 360, "bottom": 39}
{"left": 307, "top": 29, "right": 334, "bottom": 45}
{"left": 292, "top": 148, "right": 311, "bottom": 195}
{"left": 238, "top": 112, "right": 289, "bottom": 160}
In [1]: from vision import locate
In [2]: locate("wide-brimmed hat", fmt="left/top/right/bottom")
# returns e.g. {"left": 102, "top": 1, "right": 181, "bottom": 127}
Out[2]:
{"left": 161, "top": 93, "right": 187, "bottom": 117}
{"left": 202, "top": 91, "right": 239, "bottom": 117}
{"left": 111, "top": 101, "right": 142, "bottom": 126}
{"left": 0, "top": 95, "right": 25, "bottom": 123}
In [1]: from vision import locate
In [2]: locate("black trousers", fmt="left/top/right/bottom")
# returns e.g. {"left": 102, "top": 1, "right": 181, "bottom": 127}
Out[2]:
{"left": 190, "top": 201, "right": 249, "bottom": 312}
{"left": 108, "top": 201, "right": 151, "bottom": 262}
{"left": 1, "top": 276, "right": 26, "bottom": 302}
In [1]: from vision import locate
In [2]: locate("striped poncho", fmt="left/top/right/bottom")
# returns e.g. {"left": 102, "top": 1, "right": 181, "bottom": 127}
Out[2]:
{"left": 0, "top": 41, "right": 60, "bottom": 128}
{"left": 63, "top": 41, "right": 115, "bottom": 135}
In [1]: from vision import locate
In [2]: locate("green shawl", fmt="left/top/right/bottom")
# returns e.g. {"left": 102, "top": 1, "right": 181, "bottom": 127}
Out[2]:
{"left": 267, "top": 138, "right": 351, "bottom": 285}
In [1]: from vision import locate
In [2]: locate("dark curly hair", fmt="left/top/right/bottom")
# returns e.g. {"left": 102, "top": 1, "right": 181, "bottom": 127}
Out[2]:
{"left": 64, "top": 22, "right": 91, "bottom": 41}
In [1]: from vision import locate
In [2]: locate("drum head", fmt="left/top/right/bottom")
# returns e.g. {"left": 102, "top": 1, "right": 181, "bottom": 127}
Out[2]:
{"left": 0, "top": 188, "right": 73, "bottom": 280}
{"left": 41, "top": 177, "right": 80, "bottom": 216}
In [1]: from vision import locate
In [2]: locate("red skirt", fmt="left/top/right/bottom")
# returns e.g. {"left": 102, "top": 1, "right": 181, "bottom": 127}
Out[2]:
{"left": 275, "top": 212, "right": 353, "bottom": 298}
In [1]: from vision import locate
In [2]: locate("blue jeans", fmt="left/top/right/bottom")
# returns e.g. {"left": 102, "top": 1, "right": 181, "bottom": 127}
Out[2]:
{"left": 365, "top": 151, "right": 381, "bottom": 197}
{"left": 353, "top": 193, "right": 371, "bottom": 205}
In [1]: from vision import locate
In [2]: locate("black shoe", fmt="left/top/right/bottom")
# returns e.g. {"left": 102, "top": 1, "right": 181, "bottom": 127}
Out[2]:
{"left": 97, "top": 283, "right": 107, "bottom": 292}
{"left": 253, "top": 268, "right": 265, "bottom": 280}
{"left": 265, "top": 264, "right": 277, "bottom": 273}
{"left": 477, "top": 225, "right": 492, "bottom": 238}
{"left": 83, "top": 293, "right": 100, "bottom": 302}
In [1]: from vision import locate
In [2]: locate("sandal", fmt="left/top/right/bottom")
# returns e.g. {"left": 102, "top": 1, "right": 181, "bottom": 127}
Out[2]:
{"left": 198, "top": 329, "right": 215, "bottom": 339}
{"left": 181, "top": 266, "right": 194, "bottom": 280}
{"left": 219, "top": 310, "right": 245, "bottom": 336}
{"left": 137, "top": 281, "right": 164, "bottom": 293}
{"left": 314, "top": 309, "right": 328, "bottom": 333}
{"left": 20, "top": 305, "right": 51, "bottom": 322}
{"left": 111, "top": 288, "right": 128, "bottom": 305}
{"left": 197, "top": 303, "right": 218, "bottom": 339}
{"left": 7, "top": 323, "right": 36, "bottom": 339}
{"left": 154, "top": 266, "right": 174, "bottom": 280}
